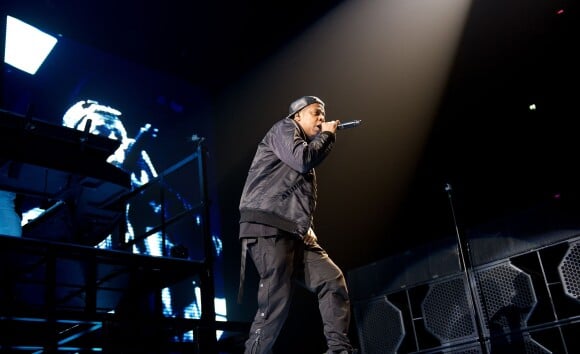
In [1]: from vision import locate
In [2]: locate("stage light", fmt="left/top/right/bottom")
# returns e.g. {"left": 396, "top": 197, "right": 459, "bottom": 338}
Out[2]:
{"left": 4, "top": 15, "right": 58, "bottom": 75}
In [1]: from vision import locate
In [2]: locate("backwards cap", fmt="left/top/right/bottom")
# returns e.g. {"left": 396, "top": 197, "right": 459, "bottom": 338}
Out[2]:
{"left": 286, "top": 96, "right": 324, "bottom": 119}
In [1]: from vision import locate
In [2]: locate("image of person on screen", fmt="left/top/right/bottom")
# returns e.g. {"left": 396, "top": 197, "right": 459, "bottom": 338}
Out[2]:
{"left": 238, "top": 96, "right": 355, "bottom": 354}
{"left": 62, "top": 99, "right": 163, "bottom": 254}
{"left": 62, "top": 100, "right": 157, "bottom": 187}
{"left": 62, "top": 99, "right": 212, "bottom": 337}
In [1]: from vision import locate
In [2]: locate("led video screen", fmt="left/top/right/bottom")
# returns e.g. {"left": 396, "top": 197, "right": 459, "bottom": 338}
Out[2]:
{"left": 1, "top": 15, "right": 227, "bottom": 337}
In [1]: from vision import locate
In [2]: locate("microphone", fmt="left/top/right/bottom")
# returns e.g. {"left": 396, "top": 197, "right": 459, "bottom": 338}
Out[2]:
{"left": 337, "top": 120, "right": 362, "bottom": 130}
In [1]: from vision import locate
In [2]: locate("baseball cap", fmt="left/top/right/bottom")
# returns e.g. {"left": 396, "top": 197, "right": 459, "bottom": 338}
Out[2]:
{"left": 285, "top": 96, "right": 324, "bottom": 119}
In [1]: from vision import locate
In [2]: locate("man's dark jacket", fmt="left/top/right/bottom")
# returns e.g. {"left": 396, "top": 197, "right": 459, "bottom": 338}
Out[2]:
{"left": 239, "top": 118, "right": 335, "bottom": 237}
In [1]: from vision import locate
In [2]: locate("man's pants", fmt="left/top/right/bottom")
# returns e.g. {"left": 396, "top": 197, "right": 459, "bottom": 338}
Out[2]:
{"left": 244, "top": 235, "right": 353, "bottom": 354}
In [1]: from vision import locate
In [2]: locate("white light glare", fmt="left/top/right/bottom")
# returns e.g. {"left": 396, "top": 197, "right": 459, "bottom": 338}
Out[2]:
{"left": 529, "top": 104, "right": 536, "bottom": 111}
{"left": 4, "top": 15, "right": 58, "bottom": 75}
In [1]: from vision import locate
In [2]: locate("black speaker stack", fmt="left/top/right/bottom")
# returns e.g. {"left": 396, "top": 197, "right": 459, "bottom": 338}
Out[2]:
{"left": 348, "top": 196, "right": 580, "bottom": 353}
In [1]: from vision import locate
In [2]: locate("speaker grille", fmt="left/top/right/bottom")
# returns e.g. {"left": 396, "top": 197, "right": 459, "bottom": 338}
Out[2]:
{"left": 558, "top": 240, "right": 580, "bottom": 301}
{"left": 354, "top": 295, "right": 404, "bottom": 354}
{"left": 474, "top": 262, "right": 537, "bottom": 331}
{"left": 422, "top": 275, "right": 477, "bottom": 342}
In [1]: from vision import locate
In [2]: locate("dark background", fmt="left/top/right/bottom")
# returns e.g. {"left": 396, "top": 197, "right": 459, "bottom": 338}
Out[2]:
{"left": 2, "top": 0, "right": 579, "bottom": 351}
